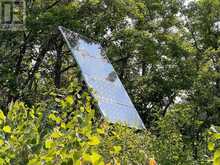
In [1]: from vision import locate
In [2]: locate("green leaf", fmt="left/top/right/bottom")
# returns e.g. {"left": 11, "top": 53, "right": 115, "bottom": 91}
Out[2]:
{"left": 45, "top": 139, "right": 53, "bottom": 149}
{"left": 214, "top": 157, "right": 220, "bottom": 165}
{"left": 214, "top": 133, "right": 220, "bottom": 140}
{"left": 82, "top": 152, "right": 103, "bottom": 164}
{"left": 29, "top": 110, "right": 35, "bottom": 119}
{"left": 28, "top": 158, "right": 41, "bottom": 165}
{"left": 112, "top": 146, "right": 122, "bottom": 154}
{"left": 49, "top": 114, "right": 61, "bottom": 123}
{"left": 48, "top": 114, "right": 56, "bottom": 120}
{"left": 65, "top": 96, "right": 74, "bottom": 105}
{"left": 214, "top": 149, "right": 220, "bottom": 163}
{"left": 0, "top": 139, "right": 4, "bottom": 146}
{"left": 35, "top": 72, "right": 41, "bottom": 79}
{"left": 51, "top": 130, "right": 63, "bottom": 138}
{"left": 60, "top": 100, "right": 66, "bottom": 109}
{"left": 88, "top": 136, "right": 100, "bottom": 145}
{"left": 97, "top": 128, "right": 105, "bottom": 135}
{"left": 0, "top": 158, "right": 4, "bottom": 165}
{"left": 89, "top": 0, "right": 100, "bottom": 5}
{"left": 0, "top": 110, "right": 5, "bottom": 121}
{"left": 85, "top": 106, "right": 92, "bottom": 113}
{"left": 61, "top": 122, "right": 66, "bottom": 129}
{"left": 208, "top": 142, "right": 215, "bottom": 151}
{"left": 3, "top": 125, "right": 11, "bottom": 133}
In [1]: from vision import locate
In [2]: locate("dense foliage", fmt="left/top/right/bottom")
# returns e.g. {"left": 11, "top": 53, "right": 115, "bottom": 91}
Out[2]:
{"left": 0, "top": 81, "right": 152, "bottom": 164}
{"left": 0, "top": 0, "right": 219, "bottom": 164}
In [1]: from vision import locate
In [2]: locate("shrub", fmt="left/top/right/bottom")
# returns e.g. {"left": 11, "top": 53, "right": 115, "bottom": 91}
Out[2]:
{"left": 0, "top": 81, "right": 152, "bottom": 164}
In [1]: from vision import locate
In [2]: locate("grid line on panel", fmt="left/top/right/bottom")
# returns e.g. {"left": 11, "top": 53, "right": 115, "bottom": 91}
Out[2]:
{"left": 84, "top": 75, "right": 135, "bottom": 109}
{"left": 96, "top": 95, "right": 135, "bottom": 109}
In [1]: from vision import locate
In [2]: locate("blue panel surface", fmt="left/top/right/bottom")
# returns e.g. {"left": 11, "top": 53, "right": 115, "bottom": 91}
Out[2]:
{"left": 59, "top": 26, "right": 145, "bottom": 129}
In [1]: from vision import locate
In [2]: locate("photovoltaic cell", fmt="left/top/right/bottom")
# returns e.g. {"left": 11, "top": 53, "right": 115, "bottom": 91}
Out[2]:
{"left": 59, "top": 26, "right": 145, "bottom": 129}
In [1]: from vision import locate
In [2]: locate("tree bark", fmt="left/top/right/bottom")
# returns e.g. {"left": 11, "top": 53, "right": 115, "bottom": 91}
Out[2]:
{"left": 54, "top": 41, "right": 64, "bottom": 88}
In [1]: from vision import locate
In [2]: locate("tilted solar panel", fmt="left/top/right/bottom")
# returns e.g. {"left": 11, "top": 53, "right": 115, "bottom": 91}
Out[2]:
{"left": 59, "top": 26, "right": 145, "bottom": 129}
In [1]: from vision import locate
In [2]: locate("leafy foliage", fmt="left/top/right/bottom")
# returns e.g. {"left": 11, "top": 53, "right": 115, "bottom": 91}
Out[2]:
{"left": 209, "top": 126, "right": 220, "bottom": 165}
{"left": 0, "top": 0, "right": 220, "bottom": 164}
{"left": 0, "top": 81, "right": 152, "bottom": 164}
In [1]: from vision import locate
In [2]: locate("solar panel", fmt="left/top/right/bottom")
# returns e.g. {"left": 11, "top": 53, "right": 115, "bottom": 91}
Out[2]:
{"left": 59, "top": 26, "right": 145, "bottom": 129}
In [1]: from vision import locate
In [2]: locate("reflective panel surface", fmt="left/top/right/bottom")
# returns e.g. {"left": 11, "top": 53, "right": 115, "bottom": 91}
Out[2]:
{"left": 59, "top": 26, "right": 145, "bottom": 129}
